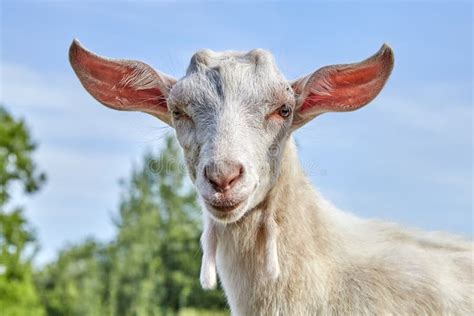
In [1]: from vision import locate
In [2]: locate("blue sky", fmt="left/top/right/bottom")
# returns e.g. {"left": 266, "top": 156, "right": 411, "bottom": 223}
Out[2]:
{"left": 1, "top": 1, "right": 472, "bottom": 264}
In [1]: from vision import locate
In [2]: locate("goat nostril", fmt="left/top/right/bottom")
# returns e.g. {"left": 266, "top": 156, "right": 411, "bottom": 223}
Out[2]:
{"left": 204, "top": 162, "right": 244, "bottom": 192}
{"left": 229, "top": 165, "right": 244, "bottom": 186}
{"left": 208, "top": 178, "right": 219, "bottom": 189}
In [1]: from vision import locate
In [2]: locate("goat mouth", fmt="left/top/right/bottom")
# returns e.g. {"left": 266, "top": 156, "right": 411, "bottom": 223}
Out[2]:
{"left": 205, "top": 200, "right": 244, "bottom": 213}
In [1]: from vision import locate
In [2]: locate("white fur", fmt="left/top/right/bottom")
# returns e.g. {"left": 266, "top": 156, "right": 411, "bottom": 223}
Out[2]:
{"left": 200, "top": 213, "right": 280, "bottom": 290}
{"left": 200, "top": 214, "right": 218, "bottom": 289}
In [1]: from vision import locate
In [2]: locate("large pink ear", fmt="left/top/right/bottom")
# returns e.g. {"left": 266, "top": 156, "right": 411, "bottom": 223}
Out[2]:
{"left": 69, "top": 39, "right": 176, "bottom": 125}
{"left": 291, "top": 44, "right": 394, "bottom": 128}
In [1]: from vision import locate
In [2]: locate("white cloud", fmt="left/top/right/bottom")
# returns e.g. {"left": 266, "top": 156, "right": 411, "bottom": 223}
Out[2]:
{"left": 376, "top": 82, "right": 472, "bottom": 139}
{"left": 1, "top": 63, "right": 75, "bottom": 110}
{"left": 377, "top": 99, "right": 471, "bottom": 137}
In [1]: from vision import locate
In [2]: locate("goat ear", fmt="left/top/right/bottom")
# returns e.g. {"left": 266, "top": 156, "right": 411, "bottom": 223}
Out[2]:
{"left": 69, "top": 39, "right": 176, "bottom": 125}
{"left": 291, "top": 44, "right": 394, "bottom": 128}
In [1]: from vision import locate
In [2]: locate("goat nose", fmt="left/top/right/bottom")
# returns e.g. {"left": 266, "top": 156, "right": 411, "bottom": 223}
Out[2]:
{"left": 204, "top": 161, "right": 244, "bottom": 192}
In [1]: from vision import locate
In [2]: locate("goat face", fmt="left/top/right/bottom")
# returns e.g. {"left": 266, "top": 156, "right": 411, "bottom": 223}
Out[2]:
{"left": 167, "top": 49, "right": 294, "bottom": 223}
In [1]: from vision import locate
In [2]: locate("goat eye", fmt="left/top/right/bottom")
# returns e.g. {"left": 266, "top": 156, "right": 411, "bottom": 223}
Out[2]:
{"left": 172, "top": 109, "right": 188, "bottom": 120}
{"left": 278, "top": 104, "right": 291, "bottom": 118}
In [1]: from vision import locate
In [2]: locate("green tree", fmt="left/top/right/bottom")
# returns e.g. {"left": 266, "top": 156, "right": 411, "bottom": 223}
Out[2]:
{"left": 36, "top": 239, "right": 111, "bottom": 316}
{"left": 0, "top": 106, "right": 46, "bottom": 206}
{"left": 0, "top": 105, "right": 46, "bottom": 315}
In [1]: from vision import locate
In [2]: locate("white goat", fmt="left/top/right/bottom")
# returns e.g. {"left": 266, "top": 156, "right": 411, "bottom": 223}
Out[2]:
{"left": 69, "top": 39, "right": 473, "bottom": 315}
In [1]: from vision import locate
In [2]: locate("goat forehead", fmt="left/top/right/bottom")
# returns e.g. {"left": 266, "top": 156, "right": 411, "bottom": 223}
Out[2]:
{"left": 187, "top": 48, "right": 278, "bottom": 74}
{"left": 170, "top": 48, "right": 288, "bottom": 110}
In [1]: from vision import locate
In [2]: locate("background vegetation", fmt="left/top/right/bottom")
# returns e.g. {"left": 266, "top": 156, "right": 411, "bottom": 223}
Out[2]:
{"left": 0, "top": 104, "right": 229, "bottom": 315}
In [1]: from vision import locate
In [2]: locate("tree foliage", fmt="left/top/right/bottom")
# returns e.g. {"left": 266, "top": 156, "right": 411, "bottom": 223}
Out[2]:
{"left": 0, "top": 106, "right": 46, "bottom": 206}
{"left": 0, "top": 105, "right": 46, "bottom": 315}
{"left": 36, "top": 239, "right": 111, "bottom": 316}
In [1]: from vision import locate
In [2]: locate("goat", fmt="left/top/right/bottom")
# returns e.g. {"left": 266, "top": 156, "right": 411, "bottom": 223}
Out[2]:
{"left": 69, "top": 40, "right": 473, "bottom": 315}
